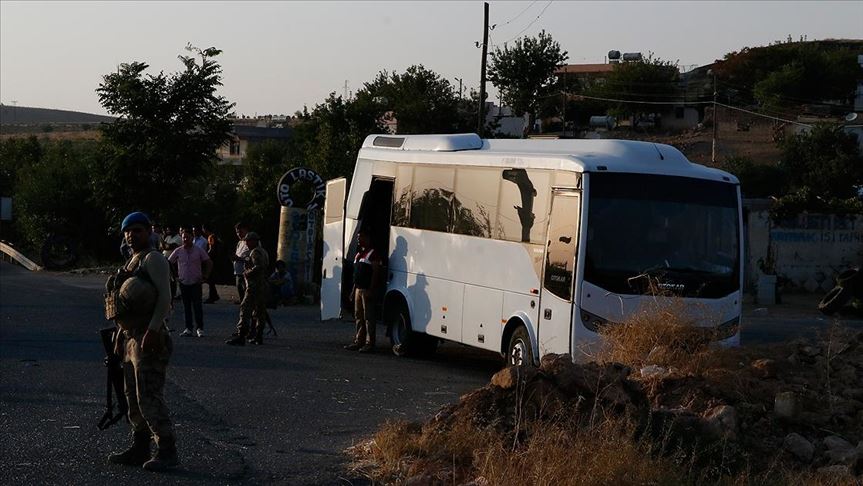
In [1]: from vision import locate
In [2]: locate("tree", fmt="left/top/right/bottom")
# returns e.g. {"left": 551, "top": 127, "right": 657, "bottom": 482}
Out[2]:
{"left": 487, "top": 30, "right": 568, "bottom": 134}
{"left": 713, "top": 40, "right": 860, "bottom": 110}
{"left": 587, "top": 54, "right": 679, "bottom": 122}
{"left": 771, "top": 124, "right": 863, "bottom": 218}
{"left": 93, "top": 44, "right": 234, "bottom": 225}
{"left": 238, "top": 140, "right": 292, "bottom": 245}
{"left": 12, "top": 140, "right": 108, "bottom": 256}
{"left": 289, "top": 93, "right": 384, "bottom": 182}
{"left": 357, "top": 65, "right": 463, "bottom": 134}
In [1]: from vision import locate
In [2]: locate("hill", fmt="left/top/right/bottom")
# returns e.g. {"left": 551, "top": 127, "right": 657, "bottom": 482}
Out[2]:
{"left": 0, "top": 105, "right": 114, "bottom": 125}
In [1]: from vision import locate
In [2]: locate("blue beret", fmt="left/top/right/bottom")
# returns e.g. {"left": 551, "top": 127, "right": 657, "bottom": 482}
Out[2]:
{"left": 121, "top": 211, "right": 151, "bottom": 232}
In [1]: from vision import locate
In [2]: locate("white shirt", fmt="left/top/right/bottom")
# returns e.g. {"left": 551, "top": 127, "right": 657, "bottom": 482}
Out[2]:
{"left": 234, "top": 240, "right": 250, "bottom": 276}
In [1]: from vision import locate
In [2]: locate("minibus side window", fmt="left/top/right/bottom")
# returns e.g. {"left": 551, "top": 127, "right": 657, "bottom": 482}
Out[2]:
{"left": 409, "top": 166, "right": 455, "bottom": 232}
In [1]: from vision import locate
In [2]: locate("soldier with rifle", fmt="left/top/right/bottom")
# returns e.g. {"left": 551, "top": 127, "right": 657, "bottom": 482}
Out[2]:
{"left": 103, "top": 211, "right": 179, "bottom": 472}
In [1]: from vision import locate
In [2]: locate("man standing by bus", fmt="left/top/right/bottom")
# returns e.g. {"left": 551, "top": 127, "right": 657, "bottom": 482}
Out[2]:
{"left": 344, "top": 228, "right": 382, "bottom": 353}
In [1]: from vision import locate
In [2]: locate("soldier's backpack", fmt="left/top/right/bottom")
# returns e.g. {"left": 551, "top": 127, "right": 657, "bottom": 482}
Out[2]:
{"left": 104, "top": 249, "right": 157, "bottom": 321}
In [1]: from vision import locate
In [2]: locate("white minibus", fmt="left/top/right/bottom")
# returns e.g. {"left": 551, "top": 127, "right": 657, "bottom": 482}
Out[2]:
{"left": 321, "top": 133, "right": 742, "bottom": 364}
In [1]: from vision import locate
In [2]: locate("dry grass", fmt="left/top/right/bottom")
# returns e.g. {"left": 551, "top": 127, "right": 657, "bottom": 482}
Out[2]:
{"left": 347, "top": 295, "right": 863, "bottom": 485}
{"left": 594, "top": 291, "right": 727, "bottom": 376}
{"left": 475, "top": 419, "right": 689, "bottom": 486}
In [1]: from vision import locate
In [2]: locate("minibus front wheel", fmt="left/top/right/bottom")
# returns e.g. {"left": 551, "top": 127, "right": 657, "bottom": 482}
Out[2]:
{"left": 506, "top": 326, "right": 534, "bottom": 367}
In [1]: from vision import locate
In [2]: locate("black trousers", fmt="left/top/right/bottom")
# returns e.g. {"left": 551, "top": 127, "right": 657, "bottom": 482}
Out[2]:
{"left": 206, "top": 281, "right": 220, "bottom": 301}
{"left": 179, "top": 283, "right": 204, "bottom": 330}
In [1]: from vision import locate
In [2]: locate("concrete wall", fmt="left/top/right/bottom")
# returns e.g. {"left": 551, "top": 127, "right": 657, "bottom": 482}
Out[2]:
{"left": 746, "top": 201, "right": 863, "bottom": 292}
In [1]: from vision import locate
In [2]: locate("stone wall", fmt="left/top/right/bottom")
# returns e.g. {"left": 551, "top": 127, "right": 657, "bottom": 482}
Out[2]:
{"left": 745, "top": 201, "right": 863, "bottom": 292}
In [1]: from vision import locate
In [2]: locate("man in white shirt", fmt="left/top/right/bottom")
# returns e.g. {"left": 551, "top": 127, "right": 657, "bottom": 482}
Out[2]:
{"left": 230, "top": 223, "right": 251, "bottom": 303}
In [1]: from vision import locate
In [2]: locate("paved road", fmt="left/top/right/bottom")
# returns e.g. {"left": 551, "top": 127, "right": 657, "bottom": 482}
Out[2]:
{"left": 0, "top": 263, "right": 500, "bottom": 485}
{"left": 1, "top": 262, "right": 861, "bottom": 485}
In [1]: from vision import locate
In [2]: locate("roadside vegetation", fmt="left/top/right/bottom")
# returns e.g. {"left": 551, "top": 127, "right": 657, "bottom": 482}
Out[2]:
{"left": 1, "top": 37, "right": 860, "bottom": 268}
{"left": 348, "top": 297, "right": 863, "bottom": 485}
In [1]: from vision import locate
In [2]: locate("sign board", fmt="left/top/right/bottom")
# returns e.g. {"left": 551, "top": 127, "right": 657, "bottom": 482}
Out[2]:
{"left": 277, "top": 167, "right": 326, "bottom": 210}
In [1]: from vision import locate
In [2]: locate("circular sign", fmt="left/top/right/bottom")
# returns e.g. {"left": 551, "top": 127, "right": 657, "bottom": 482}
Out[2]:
{"left": 277, "top": 167, "right": 326, "bottom": 210}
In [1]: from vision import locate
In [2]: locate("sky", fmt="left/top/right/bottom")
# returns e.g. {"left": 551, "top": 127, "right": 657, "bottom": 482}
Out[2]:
{"left": 1, "top": 1, "right": 861, "bottom": 117}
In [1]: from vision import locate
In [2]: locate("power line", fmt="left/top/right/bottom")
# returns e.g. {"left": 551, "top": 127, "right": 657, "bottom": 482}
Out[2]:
{"left": 567, "top": 93, "right": 815, "bottom": 127}
{"left": 502, "top": 1, "right": 553, "bottom": 44}
{"left": 492, "top": 1, "right": 537, "bottom": 30}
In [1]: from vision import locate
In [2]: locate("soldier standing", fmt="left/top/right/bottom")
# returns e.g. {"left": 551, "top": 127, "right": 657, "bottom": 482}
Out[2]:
{"left": 107, "top": 212, "right": 179, "bottom": 471}
{"left": 226, "top": 232, "right": 270, "bottom": 346}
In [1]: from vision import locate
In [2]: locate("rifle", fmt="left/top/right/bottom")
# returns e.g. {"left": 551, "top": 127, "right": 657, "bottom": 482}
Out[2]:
{"left": 97, "top": 326, "right": 128, "bottom": 430}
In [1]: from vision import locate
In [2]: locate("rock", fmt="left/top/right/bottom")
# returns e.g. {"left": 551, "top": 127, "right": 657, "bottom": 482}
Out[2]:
{"left": 522, "top": 376, "right": 568, "bottom": 418}
{"left": 797, "top": 411, "right": 830, "bottom": 428}
{"left": 826, "top": 447, "right": 860, "bottom": 467}
{"left": 815, "top": 465, "right": 851, "bottom": 477}
{"left": 842, "top": 388, "right": 863, "bottom": 401}
{"left": 539, "top": 356, "right": 642, "bottom": 417}
{"left": 783, "top": 432, "right": 814, "bottom": 463}
{"left": 824, "top": 435, "right": 854, "bottom": 452}
{"left": 800, "top": 345, "right": 822, "bottom": 358}
{"left": 640, "top": 365, "right": 668, "bottom": 379}
{"left": 703, "top": 405, "right": 739, "bottom": 440}
{"left": 774, "top": 391, "right": 797, "bottom": 419}
{"left": 751, "top": 358, "right": 778, "bottom": 379}
{"left": 491, "top": 365, "right": 538, "bottom": 390}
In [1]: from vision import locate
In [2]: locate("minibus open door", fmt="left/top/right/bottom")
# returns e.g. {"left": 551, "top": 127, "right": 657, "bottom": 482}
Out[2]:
{"left": 321, "top": 177, "right": 346, "bottom": 320}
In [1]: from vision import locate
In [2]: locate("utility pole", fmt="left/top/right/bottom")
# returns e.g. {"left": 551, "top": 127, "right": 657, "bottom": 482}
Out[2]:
{"left": 711, "top": 71, "right": 717, "bottom": 164}
{"left": 454, "top": 77, "right": 464, "bottom": 99}
{"left": 477, "top": 2, "right": 489, "bottom": 137}
{"left": 343, "top": 80, "right": 349, "bottom": 100}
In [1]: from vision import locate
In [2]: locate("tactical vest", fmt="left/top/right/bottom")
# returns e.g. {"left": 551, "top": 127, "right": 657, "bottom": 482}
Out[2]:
{"left": 104, "top": 249, "right": 158, "bottom": 330}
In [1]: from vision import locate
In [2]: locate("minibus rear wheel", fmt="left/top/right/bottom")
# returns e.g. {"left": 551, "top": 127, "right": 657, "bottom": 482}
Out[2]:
{"left": 506, "top": 326, "right": 534, "bottom": 367}
{"left": 389, "top": 303, "right": 416, "bottom": 357}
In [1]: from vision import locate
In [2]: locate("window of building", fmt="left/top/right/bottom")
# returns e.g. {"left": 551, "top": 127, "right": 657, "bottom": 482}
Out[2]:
{"left": 229, "top": 139, "right": 241, "bottom": 156}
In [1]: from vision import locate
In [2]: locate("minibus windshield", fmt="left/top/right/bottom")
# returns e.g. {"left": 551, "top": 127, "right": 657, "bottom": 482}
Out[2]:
{"left": 585, "top": 173, "right": 740, "bottom": 298}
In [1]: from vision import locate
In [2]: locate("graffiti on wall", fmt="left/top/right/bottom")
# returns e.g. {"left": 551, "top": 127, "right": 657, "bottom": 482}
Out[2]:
{"left": 767, "top": 214, "right": 863, "bottom": 292}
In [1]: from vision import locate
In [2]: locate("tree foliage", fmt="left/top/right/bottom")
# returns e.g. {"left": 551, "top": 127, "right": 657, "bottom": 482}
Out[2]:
{"left": 290, "top": 93, "right": 384, "bottom": 182}
{"left": 713, "top": 41, "right": 861, "bottom": 110}
{"left": 488, "top": 31, "right": 568, "bottom": 131}
{"left": 3, "top": 139, "right": 108, "bottom": 255}
{"left": 771, "top": 124, "right": 863, "bottom": 218}
{"left": 358, "top": 65, "right": 467, "bottom": 134}
{"left": 587, "top": 54, "right": 679, "bottom": 120}
{"left": 93, "top": 44, "right": 234, "bottom": 224}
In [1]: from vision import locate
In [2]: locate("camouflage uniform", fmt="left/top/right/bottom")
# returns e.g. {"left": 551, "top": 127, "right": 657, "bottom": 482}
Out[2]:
{"left": 113, "top": 248, "right": 176, "bottom": 460}
{"left": 122, "top": 326, "right": 175, "bottom": 449}
{"left": 235, "top": 246, "right": 270, "bottom": 341}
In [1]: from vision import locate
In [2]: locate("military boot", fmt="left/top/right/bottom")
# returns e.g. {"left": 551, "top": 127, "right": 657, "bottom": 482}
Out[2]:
{"left": 142, "top": 438, "right": 179, "bottom": 472}
{"left": 108, "top": 431, "right": 151, "bottom": 466}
